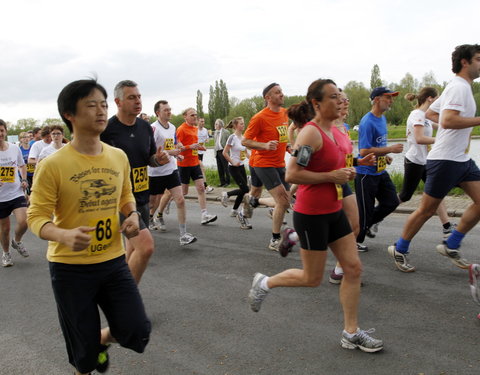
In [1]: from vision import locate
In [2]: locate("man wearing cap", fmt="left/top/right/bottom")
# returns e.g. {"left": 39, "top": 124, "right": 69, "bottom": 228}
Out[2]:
{"left": 242, "top": 83, "right": 290, "bottom": 251}
{"left": 354, "top": 87, "right": 404, "bottom": 247}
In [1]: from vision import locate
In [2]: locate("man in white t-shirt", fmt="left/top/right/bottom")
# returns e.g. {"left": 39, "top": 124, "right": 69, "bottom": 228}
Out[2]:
{"left": 28, "top": 125, "right": 52, "bottom": 165}
{"left": 389, "top": 44, "right": 480, "bottom": 272}
{"left": 148, "top": 100, "right": 196, "bottom": 246}
{"left": 197, "top": 117, "right": 214, "bottom": 193}
{"left": 0, "top": 119, "right": 29, "bottom": 267}
{"left": 38, "top": 125, "right": 66, "bottom": 162}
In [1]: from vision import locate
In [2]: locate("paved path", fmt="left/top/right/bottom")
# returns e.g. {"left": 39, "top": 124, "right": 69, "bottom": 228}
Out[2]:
{"left": 1, "top": 200, "right": 479, "bottom": 374}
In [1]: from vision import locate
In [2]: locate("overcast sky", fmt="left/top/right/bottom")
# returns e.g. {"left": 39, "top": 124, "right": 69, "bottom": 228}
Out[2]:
{"left": 1, "top": 0, "right": 479, "bottom": 124}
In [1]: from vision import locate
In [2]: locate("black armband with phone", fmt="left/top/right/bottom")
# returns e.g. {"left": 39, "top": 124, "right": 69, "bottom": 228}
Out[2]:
{"left": 293, "top": 145, "right": 313, "bottom": 167}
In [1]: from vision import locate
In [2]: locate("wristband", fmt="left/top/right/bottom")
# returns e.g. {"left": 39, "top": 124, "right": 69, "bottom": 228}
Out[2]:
{"left": 353, "top": 158, "right": 358, "bottom": 167}
{"left": 127, "top": 210, "right": 141, "bottom": 218}
{"left": 21, "top": 178, "right": 27, "bottom": 182}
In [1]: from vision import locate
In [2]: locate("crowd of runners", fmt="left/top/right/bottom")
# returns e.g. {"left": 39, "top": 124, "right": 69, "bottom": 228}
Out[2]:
{"left": 1, "top": 44, "right": 480, "bottom": 374}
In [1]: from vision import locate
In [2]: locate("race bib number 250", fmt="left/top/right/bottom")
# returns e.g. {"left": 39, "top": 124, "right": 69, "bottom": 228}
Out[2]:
{"left": 132, "top": 166, "right": 149, "bottom": 193}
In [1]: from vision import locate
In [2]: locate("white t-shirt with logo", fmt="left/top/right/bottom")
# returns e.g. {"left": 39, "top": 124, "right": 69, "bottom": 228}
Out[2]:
{"left": 0, "top": 143, "right": 25, "bottom": 202}
{"left": 198, "top": 127, "right": 209, "bottom": 155}
{"left": 225, "top": 134, "right": 247, "bottom": 166}
{"left": 38, "top": 143, "right": 65, "bottom": 161}
{"left": 405, "top": 109, "right": 433, "bottom": 165}
{"left": 148, "top": 121, "right": 177, "bottom": 177}
{"left": 427, "top": 76, "right": 476, "bottom": 162}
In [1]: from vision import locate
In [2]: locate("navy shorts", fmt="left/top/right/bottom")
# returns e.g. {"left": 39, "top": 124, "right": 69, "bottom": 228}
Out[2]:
{"left": 0, "top": 196, "right": 27, "bottom": 219}
{"left": 149, "top": 170, "right": 181, "bottom": 195}
{"left": 342, "top": 183, "right": 353, "bottom": 198}
{"left": 178, "top": 165, "right": 204, "bottom": 185}
{"left": 253, "top": 167, "right": 290, "bottom": 191}
{"left": 49, "top": 255, "right": 151, "bottom": 373}
{"left": 293, "top": 209, "right": 352, "bottom": 250}
{"left": 424, "top": 159, "right": 480, "bottom": 198}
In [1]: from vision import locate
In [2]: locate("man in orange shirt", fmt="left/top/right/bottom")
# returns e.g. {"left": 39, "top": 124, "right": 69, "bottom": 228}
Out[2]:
{"left": 177, "top": 108, "right": 217, "bottom": 225}
{"left": 242, "top": 83, "right": 291, "bottom": 251}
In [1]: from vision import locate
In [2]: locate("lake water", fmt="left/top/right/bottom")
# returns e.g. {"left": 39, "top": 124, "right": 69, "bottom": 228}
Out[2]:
{"left": 201, "top": 139, "right": 480, "bottom": 173}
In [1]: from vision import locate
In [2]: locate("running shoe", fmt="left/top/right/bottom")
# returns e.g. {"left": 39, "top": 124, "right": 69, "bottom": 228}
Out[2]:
{"left": 242, "top": 194, "right": 253, "bottom": 218}
{"left": 436, "top": 242, "right": 469, "bottom": 269}
{"left": 469, "top": 264, "right": 480, "bottom": 305}
{"left": 329, "top": 269, "right": 343, "bottom": 284}
{"left": 154, "top": 216, "right": 166, "bottom": 232}
{"left": 249, "top": 196, "right": 259, "bottom": 208}
{"left": 230, "top": 209, "right": 238, "bottom": 217}
{"left": 237, "top": 211, "right": 252, "bottom": 230}
{"left": 221, "top": 191, "right": 229, "bottom": 207}
{"left": 357, "top": 243, "right": 369, "bottom": 252}
{"left": 387, "top": 245, "right": 415, "bottom": 272}
{"left": 2, "top": 252, "right": 13, "bottom": 267}
{"left": 165, "top": 200, "right": 172, "bottom": 215}
{"left": 442, "top": 223, "right": 457, "bottom": 239}
{"left": 180, "top": 233, "right": 197, "bottom": 246}
{"left": 11, "top": 239, "right": 29, "bottom": 257}
{"left": 96, "top": 344, "right": 110, "bottom": 373}
{"left": 148, "top": 217, "right": 158, "bottom": 231}
{"left": 201, "top": 213, "right": 217, "bottom": 225}
{"left": 371, "top": 222, "right": 379, "bottom": 234}
{"left": 279, "top": 227, "right": 296, "bottom": 257}
{"left": 267, "top": 207, "right": 287, "bottom": 225}
{"left": 206, "top": 186, "right": 214, "bottom": 194}
{"left": 248, "top": 273, "right": 269, "bottom": 312}
{"left": 268, "top": 238, "right": 280, "bottom": 252}
{"left": 365, "top": 227, "right": 376, "bottom": 239}
{"left": 340, "top": 328, "right": 383, "bottom": 353}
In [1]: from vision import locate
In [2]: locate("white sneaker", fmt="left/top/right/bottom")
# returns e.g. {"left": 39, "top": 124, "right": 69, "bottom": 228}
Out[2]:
{"left": 11, "top": 240, "right": 29, "bottom": 257}
{"left": 206, "top": 186, "right": 214, "bottom": 194}
{"left": 221, "top": 192, "right": 229, "bottom": 207}
{"left": 230, "top": 209, "right": 238, "bottom": 217}
{"left": 269, "top": 238, "right": 280, "bottom": 251}
{"left": 2, "top": 252, "right": 13, "bottom": 267}
{"left": 155, "top": 216, "right": 166, "bottom": 232}
{"left": 201, "top": 213, "right": 217, "bottom": 225}
{"left": 179, "top": 233, "right": 197, "bottom": 246}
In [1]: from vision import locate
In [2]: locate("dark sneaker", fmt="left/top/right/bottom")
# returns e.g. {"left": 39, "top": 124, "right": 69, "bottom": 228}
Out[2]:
{"left": 365, "top": 227, "right": 376, "bottom": 239}
{"left": 436, "top": 242, "right": 469, "bottom": 269}
{"left": 388, "top": 245, "right": 415, "bottom": 272}
{"left": 341, "top": 328, "right": 383, "bottom": 353}
{"left": 357, "top": 243, "right": 368, "bottom": 252}
{"left": 96, "top": 344, "right": 110, "bottom": 373}
{"left": 248, "top": 273, "right": 269, "bottom": 312}
{"left": 279, "top": 227, "right": 296, "bottom": 257}
{"left": 329, "top": 269, "right": 343, "bottom": 284}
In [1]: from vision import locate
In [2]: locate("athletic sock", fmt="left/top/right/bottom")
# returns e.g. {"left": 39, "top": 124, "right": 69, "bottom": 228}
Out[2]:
{"left": 272, "top": 232, "right": 281, "bottom": 240}
{"left": 179, "top": 223, "right": 186, "bottom": 236}
{"left": 334, "top": 265, "right": 344, "bottom": 275}
{"left": 156, "top": 212, "right": 163, "bottom": 219}
{"left": 396, "top": 237, "right": 410, "bottom": 254}
{"left": 260, "top": 276, "right": 270, "bottom": 291}
{"left": 201, "top": 209, "right": 207, "bottom": 215}
{"left": 443, "top": 222, "right": 452, "bottom": 230}
{"left": 446, "top": 229, "right": 465, "bottom": 249}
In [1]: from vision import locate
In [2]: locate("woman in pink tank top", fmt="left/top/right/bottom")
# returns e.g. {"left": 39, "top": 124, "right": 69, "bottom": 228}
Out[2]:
{"left": 247, "top": 79, "right": 384, "bottom": 353}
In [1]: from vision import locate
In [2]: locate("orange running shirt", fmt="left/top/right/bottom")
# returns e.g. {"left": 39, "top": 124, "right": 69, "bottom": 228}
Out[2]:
{"left": 244, "top": 107, "right": 289, "bottom": 167}
{"left": 177, "top": 122, "right": 200, "bottom": 167}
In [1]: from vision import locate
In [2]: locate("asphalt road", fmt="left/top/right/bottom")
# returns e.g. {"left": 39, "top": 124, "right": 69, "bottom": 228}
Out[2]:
{"left": 1, "top": 201, "right": 480, "bottom": 375}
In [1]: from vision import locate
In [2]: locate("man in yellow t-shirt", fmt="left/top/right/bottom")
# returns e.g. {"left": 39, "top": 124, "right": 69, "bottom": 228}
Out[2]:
{"left": 27, "top": 79, "right": 151, "bottom": 375}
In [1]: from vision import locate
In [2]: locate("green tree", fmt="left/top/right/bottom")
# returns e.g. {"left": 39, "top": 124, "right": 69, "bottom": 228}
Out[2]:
{"left": 386, "top": 73, "right": 419, "bottom": 125}
{"left": 207, "top": 79, "right": 230, "bottom": 126}
{"left": 370, "top": 64, "right": 383, "bottom": 90}
{"left": 196, "top": 90, "right": 204, "bottom": 118}
{"left": 343, "top": 81, "right": 371, "bottom": 126}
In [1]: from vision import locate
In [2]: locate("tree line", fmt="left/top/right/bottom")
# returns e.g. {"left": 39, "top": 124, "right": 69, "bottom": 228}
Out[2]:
{"left": 6, "top": 65, "right": 480, "bottom": 134}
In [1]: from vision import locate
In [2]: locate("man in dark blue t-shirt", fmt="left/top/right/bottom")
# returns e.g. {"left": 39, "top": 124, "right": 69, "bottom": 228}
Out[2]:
{"left": 355, "top": 87, "right": 403, "bottom": 245}
{"left": 101, "top": 80, "right": 168, "bottom": 284}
